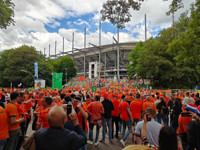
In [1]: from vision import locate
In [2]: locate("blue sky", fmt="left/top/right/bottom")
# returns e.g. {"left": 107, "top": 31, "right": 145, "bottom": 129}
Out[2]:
{"left": 0, "top": 0, "right": 194, "bottom": 55}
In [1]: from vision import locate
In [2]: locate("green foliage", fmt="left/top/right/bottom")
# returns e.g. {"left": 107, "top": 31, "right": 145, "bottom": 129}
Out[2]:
{"left": 0, "top": 0, "right": 15, "bottom": 29}
{"left": 0, "top": 45, "right": 77, "bottom": 88}
{"left": 128, "top": 0, "right": 200, "bottom": 89}
{"left": 101, "top": 0, "right": 186, "bottom": 28}
{"left": 3, "top": 46, "right": 40, "bottom": 87}
{"left": 101, "top": 0, "right": 144, "bottom": 28}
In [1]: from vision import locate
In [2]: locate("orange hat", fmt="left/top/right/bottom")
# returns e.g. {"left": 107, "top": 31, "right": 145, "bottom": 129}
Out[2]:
{"left": 103, "top": 93, "right": 109, "bottom": 99}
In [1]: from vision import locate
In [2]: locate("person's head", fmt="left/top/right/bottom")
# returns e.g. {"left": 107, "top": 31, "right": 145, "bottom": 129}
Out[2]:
{"left": 86, "top": 94, "right": 90, "bottom": 100}
{"left": 27, "top": 92, "right": 33, "bottom": 99}
{"left": 94, "top": 95, "right": 100, "bottom": 102}
{"left": 39, "top": 92, "right": 45, "bottom": 99}
{"left": 44, "top": 97, "right": 52, "bottom": 106}
{"left": 160, "top": 97, "right": 164, "bottom": 102}
{"left": 158, "top": 126, "right": 178, "bottom": 150}
{"left": 70, "top": 94, "right": 76, "bottom": 99}
{"left": 64, "top": 96, "right": 71, "bottom": 104}
{"left": 145, "top": 108, "right": 156, "bottom": 119}
{"left": 122, "top": 95, "right": 126, "bottom": 101}
{"left": 74, "top": 96, "right": 82, "bottom": 106}
{"left": 186, "top": 92, "right": 190, "bottom": 97}
{"left": 146, "top": 96, "right": 151, "bottom": 101}
{"left": 136, "top": 94, "right": 140, "bottom": 99}
{"left": 19, "top": 92, "right": 25, "bottom": 102}
{"left": 171, "top": 93, "right": 175, "bottom": 99}
{"left": 48, "top": 106, "right": 67, "bottom": 128}
{"left": 10, "top": 92, "right": 19, "bottom": 103}
{"left": 173, "top": 99, "right": 179, "bottom": 106}
{"left": 60, "top": 93, "right": 66, "bottom": 100}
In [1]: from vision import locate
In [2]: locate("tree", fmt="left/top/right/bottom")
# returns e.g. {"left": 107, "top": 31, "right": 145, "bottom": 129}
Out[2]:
{"left": 128, "top": 0, "right": 200, "bottom": 88}
{"left": 127, "top": 41, "right": 144, "bottom": 79}
{"left": 0, "top": 49, "right": 14, "bottom": 87}
{"left": 54, "top": 56, "right": 77, "bottom": 85}
{"left": 0, "top": 0, "right": 15, "bottom": 29}
{"left": 101, "top": 0, "right": 187, "bottom": 28}
{"left": 168, "top": 0, "right": 200, "bottom": 88}
{"left": 3, "top": 45, "right": 39, "bottom": 87}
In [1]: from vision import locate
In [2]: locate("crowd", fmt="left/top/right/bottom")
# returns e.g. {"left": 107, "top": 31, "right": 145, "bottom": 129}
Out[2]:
{"left": 0, "top": 83, "right": 200, "bottom": 150}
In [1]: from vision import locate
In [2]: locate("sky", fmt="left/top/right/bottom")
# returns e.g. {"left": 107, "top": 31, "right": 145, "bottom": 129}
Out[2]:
{"left": 0, "top": 0, "right": 195, "bottom": 57}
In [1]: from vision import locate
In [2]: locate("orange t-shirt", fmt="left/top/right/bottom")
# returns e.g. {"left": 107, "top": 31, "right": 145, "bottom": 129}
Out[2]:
{"left": 77, "top": 105, "right": 88, "bottom": 131}
{"left": 5, "top": 103, "right": 20, "bottom": 131}
{"left": 143, "top": 101, "right": 157, "bottom": 112}
{"left": 0, "top": 106, "right": 9, "bottom": 140}
{"left": 130, "top": 100, "right": 143, "bottom": 119}
{"left": 37, "top": 107, "right": 51, "bottom": 128}
{"left": 112, "top": 99, "right": 120, "bottom": 116}
{"left": 24, "top": 98, "right": 32, "bottom": 112}
{"left": 119, "top": 101, "right": 130, "bottom": 121}
{"left": 87, "top": 102, "right": 104, "bottom": 120}
{"left": 15, "top": 102, "right": 26, "bottom": 117}
{"left": 178, "top": 115, "right": 192, "bottom": 133}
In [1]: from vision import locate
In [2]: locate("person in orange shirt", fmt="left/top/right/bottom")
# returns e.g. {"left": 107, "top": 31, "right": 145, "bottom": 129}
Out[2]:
{"left": 87, "top": 95, "right": 104, "bottom": 146}
{"left": 177, "top": 106, "right": 192, "bottom": 150}
{"left": 15, "top": 92, "right": 27, "bottom": 150}
{"left": 36, "top": 97, "right": 53, "bottom": 130}
{"left": 119, "top": 95, "right": 133, "bottom": 147}
{"left": 0, "top": 106, "right": 9, "bottom": 150}
{"left": 130, "top": 93, "right": 143, "bottom": 141}
{"left": 143, "top": 96, "right": 157, "bottom": 112}
{"left": 4, "top": 92, "right": 25, "bottom": 150}
{"left": 23, "top": 92, "right": 34, "bottom": 136}
{"left": 111, "top": 94, "right": 121, "bottom": 139}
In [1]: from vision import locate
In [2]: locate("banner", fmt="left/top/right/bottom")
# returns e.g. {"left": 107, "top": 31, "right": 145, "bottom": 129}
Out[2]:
{"left": 34, "top": 62, "right": 38, "bottom": 78}
{"left": 52, "top": 73, "right": 63, "bottom": 90}
{"left": 34, "top": 79, "right": 45, "bottom": 89}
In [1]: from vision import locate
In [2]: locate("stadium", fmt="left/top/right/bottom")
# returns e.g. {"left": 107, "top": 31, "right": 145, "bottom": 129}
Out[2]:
{"left": 59, "top": 41, "right": 138, "bottom": 79}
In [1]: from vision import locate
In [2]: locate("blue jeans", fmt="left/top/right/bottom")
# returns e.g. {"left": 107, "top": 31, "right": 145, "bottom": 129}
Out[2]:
{"left": 156, "top": 114, "right": 168, "bottom": 126}
{"left": 102, "top": 118, "right": 112, "bottom": 141}
{"left": 79, "top": 131, "right": 88, "bottom": 150}
{"left": 0, "top": 139, "right": 7, "bottom": 150}
{"left": 122, "top": 119, "right": 132, "bottom": 141}
{"left": 89, "top": 123, "right": 100, "bottom": 143}
{"left": 4, "top": 128, "right": 20, "bottom": 150}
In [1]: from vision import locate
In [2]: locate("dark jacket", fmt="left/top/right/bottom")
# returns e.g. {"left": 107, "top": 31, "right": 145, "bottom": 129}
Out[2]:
{"left": 101, "top": 99, "right": 114, "bottom": 119}
{"left": 34, "top": 125, "right": 87, "bottom": 150}
{"left": 187, "top": 120, "right": 200, "bottom": 150}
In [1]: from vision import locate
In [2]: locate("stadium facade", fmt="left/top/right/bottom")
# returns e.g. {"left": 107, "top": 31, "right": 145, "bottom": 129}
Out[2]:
{"left": 61, "top": 42, "right": 137, "bottom": 79}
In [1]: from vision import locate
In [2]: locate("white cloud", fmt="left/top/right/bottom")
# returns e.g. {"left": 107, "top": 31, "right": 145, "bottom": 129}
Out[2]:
{"left": 74, "top": 19, "right": 91, "bottom": 28}
{"left": 0, "top": 0, "right": 195, "bottom": 54}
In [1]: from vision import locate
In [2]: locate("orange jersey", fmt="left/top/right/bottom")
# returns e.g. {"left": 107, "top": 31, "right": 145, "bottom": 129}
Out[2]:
{"left": 5, "top": 103, "right": 20, "bottom": 131}
{"left": 119, "top": 101, "right": 130, "bottom": 121}
{"left": 143, "top": 101, "right": 157, "bottom": 112}
{"left": 15, "top": 102, "right": 26, "bottom": 117}
{"left": 0, "top": 106, "right": 9, "bottom": 140}
{"left": 112, "top": 99, "right": 120, "bottom": 116}
{"left": 24, "top": 98, "right": 32, "bottom": 112}
{"left": 77, "top": 105, "right": 88, "bottom": 131}
{"left": 130, "top": 100, "right": 143, "bottom": 119}
{"left": 37, "top": 107, "right": 51, "bottom": 128}
{"left": 178, "top": 115, "right": 192, "bottom": 133}
{"left": 87, "top": 102, "right": 104, "bottom": 120}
